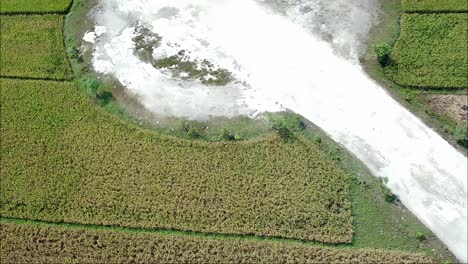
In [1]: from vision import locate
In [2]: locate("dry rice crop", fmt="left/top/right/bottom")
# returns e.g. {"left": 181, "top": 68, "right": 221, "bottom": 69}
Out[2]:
{"left": 389, "top": 13, "right": 468, "bottom": 88}
{"left": 402, "top": 0, "right": 468, "bottom": 13}
{"left": 0, "top": 0, "right": 72, "bottom": 14}
{"left": 0, "top": 78, "right": 353, "bottom": 244}
{"left": 0, "top": 222, "right": 433, "bottom": 264}
{"left": 0, "top": 15, "right": 71, "bottom": 80}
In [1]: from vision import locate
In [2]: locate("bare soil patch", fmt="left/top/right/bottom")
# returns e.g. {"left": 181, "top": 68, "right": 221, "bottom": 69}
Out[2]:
{"left": 421, "top": 93, "right": 467, "bottom": 123}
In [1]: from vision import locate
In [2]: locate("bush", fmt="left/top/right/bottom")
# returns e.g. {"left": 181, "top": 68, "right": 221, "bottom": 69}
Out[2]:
{"left": 415, "top": 231, "right": 426, "bottom": 241}
{"left": 269, "top": 113, "right": 306, "bottom": 139}
{"left": 313, "top": 136, "right": 322, "bottom": 144}
{"left": 180, "top": 120, "right": 206, "bottom": 139}
{"left": 454, "top": 123, "right": 468, "bottom": 148}
{"left": 78, "top": 77, "right": 113, "bottom": 104}
{"left": 374, "top": 42, "right": 392, "bottom": 66}
{"left": 218, "top": 128, "right": 237, "bottom": 141}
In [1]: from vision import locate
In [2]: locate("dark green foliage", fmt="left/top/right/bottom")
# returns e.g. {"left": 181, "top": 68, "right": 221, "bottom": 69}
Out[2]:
{"left": 0, "top": 222, "right": 432, "bottom": 264}
{"left": 415, "top": 231, "right": 426, "bottom": 241}
{"left": 180, "top": 120, "right": 207, "bottom": 139}
{"left": 374, "top": 42, "right": 392, "bottom": 66}
{"left": 314, "top": 136, "right": 322, "bottom": 144}
{"left": 0, "top": 15, "right": 71, "bottom": 80}
{"left": 79, "top": 77, "right": 113, "bottom": 105}
{"left": 402, "top": 0, "right": 468, "bottom": 12}
{"left": 1, "top": 79, "right": 354, "bottom": 244}
{"left": 269, "top": 113, "right": 306, "bottom": 139}
{"left": 454, "top": 123, "right": 468, "bottom": 148}
{"left": 389, "top": 14, "right": 467, "bottom": 88}
{"left": 218, "top": 128, "right": 238, "bottom": 141}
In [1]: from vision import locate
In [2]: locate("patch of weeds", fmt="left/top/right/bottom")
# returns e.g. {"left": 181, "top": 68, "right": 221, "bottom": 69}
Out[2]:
{"left": 268, "top": 113, "right": 306, "bottom": 140}
{"left": 415, "top": 231, "right": 426, "bottom": 242}
{"left": 378, "top": 178, "right": 398, "bottom": 204}
{"left": 216, "top": 128, "right": 241, "bottom": 142}
{"left": 133, "top": 25, "right": 162, "bottom": 63}
{"left": 454, "top": 123, "right": 468, "bottom": 148}
{"left": 403, "top": 90, "right": 417, "bottom": 103}
{"left": 131, "top": 26, "right": 233, "bottom": 86}
{"left": 180, "top": 120, "right": 207, "bottom": 139}
{"left": 152, "top": 54, "right": 233, "bottom": 86}
{"left": 78, "top": 76, "right": 114, "bottom": 106}
{"left": 313, "top": 136, "right": 322, "bottom": 144}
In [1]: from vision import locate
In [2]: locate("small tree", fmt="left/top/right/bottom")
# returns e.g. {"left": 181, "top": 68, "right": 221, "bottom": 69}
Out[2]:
{"left": 374, "top": 42, "right": 392, "bottom": 66}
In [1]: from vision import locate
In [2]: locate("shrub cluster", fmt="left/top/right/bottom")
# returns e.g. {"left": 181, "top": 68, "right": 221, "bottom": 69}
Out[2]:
{"left": 269, "top": 113, "right": 306, "bottom": 139}
{"left": 0, "top": 222, "right": 433, "bottom": 264}
{"left": 1, "top": 78, "right": 354, "bottom": 244}
{"left": 0, "top": 15, "right": 71, "bottom": 80}
{"left": 389, "top": 14, "right": 467, "bottom": 89}
{"left": 374, "top": 42, "right": 392, "bottom": 66}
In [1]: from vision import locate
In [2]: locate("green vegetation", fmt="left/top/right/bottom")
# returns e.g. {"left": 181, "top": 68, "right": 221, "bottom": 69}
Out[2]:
{"left": 374, "top": 42, "right": 392, "bottom": 66}
{"left": 1, "top": 78, "right": 353, "bottom": 244}
{"left": 0, "top": 221, "right": 432, "bottom": 264}
{"left": 389, "top": 13, "right": 467, "bottom": 88}
{"left": 402, "top": 0, "right": 468, "bottom": 12}
{"left": 269, "top": 113, "right": 307, "bottom": 139}
{"left": 132, "top": 26, "right": 233, "bottom": 86}
{"left": 78, "top": 76, "right": 113, "bottom": 105}
{"left": 364, "top": 0, "right": 467, "bottom": 150}
{"left": 0, "top": 0, "right": 457, "bottom": 262}
{"left": 0, "top": 0, "right": 72, "bottom": 14}
{"left": 0, "top": 15, "right": 71, "bottom": 80}
{"left": 152, "top": 54, "right": 233, "bottom": 86}
{"left": 454, "top": 123, "right": 468, "bottom": 148}
{"left": 415, "top": 231, "right": 426, "bottom": 241}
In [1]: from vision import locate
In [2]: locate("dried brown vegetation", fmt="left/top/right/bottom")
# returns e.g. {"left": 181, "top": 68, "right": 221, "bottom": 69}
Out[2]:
{"left": 0, "top": 222, "right": 433, "bottom": 264}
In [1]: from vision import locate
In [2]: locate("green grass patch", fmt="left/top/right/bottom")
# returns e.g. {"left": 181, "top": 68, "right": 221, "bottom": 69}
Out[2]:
{"left": 402, "top": 0, "right": 468, "bottom": 13}
{"left": 0, "top": 0, "right": 72, "bottom": 14}
{"left": 0, "top": 15, "right": 71, "bottom": 80}
{"left": 0, "top": 78, "right": 353, "bottom": 244}
{"left": 0, "top": 221, "right": 432, "bottom": 264}
{"left": 389, "top": 13, "right": 467, "bottom": 89}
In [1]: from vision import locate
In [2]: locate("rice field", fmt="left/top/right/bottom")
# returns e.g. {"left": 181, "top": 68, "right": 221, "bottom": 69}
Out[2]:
{"left": 0, "top": 0, "right": 72, "bottom": 14}
{"left": 402, "top": 0, "right": 468, "bottom": 12}
{"left": 0, "top": 0, "right": 457, "bottom": 262}
{"left": 0, "top": 221, "right": 433, "bottom": 264}
{"left": 389, "top": 13, "right": 468, "bottom": 88}
{"left": 1, "top": 78, "right": 354, "bottom": 244}
{"left": 0, "top": 15, "right": 71, "bottom": 80}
